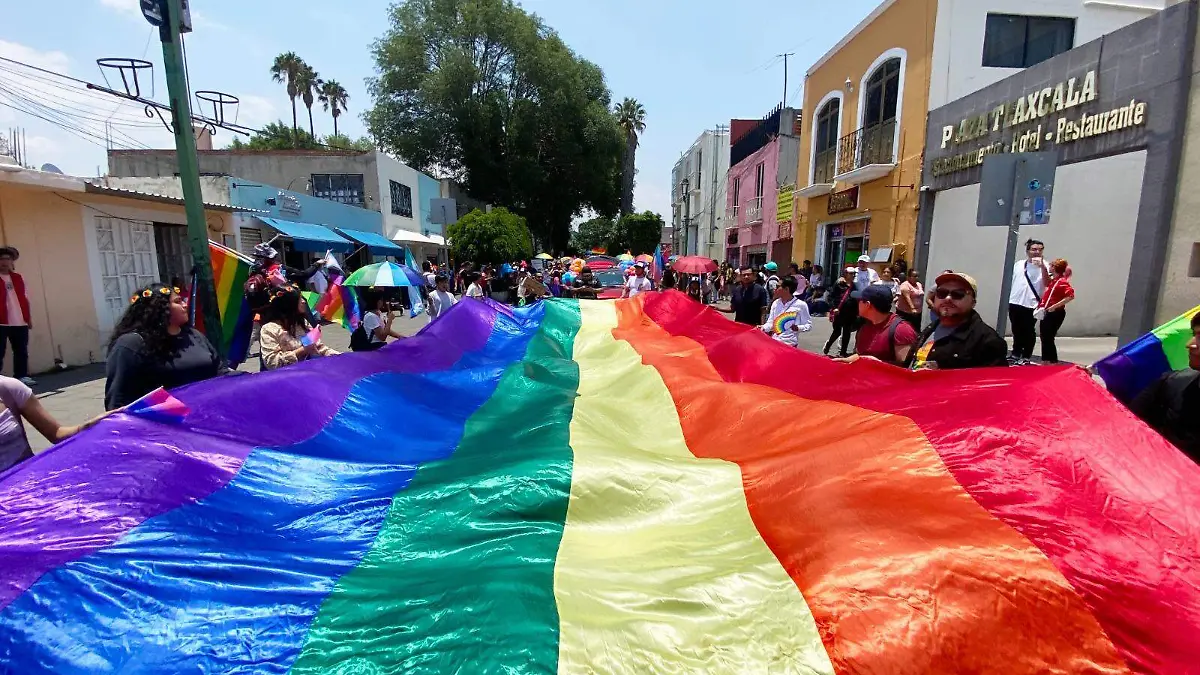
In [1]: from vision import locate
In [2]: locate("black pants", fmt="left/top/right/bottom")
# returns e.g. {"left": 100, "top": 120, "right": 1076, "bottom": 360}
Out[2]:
{"left": 1008, "top": 304, "right": 1037, "bottom": 359}
{"left": 1040, "top": 309, "right": 1067, "bottom": 363}
{"left": 0, "top": 325, "right": 30, "bottom": 379}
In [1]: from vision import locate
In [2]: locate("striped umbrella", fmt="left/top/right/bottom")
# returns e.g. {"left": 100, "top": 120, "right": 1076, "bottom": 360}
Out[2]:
{"left": 616, "top": 253, "right": 634, "bottom": 262}
{"left": 635, "top": 254, "right": 654, "bottom": 264}
{"left": 344, "top": 261, "right": 423, "bottom": 287}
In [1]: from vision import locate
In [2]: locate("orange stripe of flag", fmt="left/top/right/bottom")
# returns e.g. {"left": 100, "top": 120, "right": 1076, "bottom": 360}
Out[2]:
{"left": 613, "top": 297, "right": 1128, "bottom": 674}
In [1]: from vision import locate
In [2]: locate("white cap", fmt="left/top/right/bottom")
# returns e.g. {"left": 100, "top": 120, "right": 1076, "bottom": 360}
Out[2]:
{"left": 857, "top": 255, "right": 871, "bottom": 263}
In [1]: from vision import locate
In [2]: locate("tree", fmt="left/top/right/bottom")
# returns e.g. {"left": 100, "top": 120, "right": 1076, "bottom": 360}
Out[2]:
{"left": 228, "top": 121, "right": 321, "bottom": 150}
{"left": 616, "top": 98, "right": 646, "bottom": 216}
{"left": 619, "top": 211, "right": 665, "bottom": 255}
{"left": 297, "top": 65, "right": 321, "bottom": 138}
{"left": 323, "top": 133, "right": 374, "bottom": 151}
{"left": 270, "top": 52, "right": 306, "bottom": 145}
{"left": 366, "top": 0, "right": 623, "bottom": 252}
{"left": 569, "top": 216, "right": 618, "bottom": 254}
{"left": 447, "top": 208, "right": 533, "bottom": 264}
{"left": 318, "top": 79, "right": 350, "bottom": 137}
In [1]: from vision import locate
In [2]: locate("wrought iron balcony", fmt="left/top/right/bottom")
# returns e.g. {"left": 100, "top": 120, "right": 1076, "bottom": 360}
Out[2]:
{"left": 835, "top": 119, "right": 897, "bottom": 182}
{"left": 726, "top": 205, "right": 740, "bottom": 226}
{"left": 744, "top": 196, "right": 763, "bottom": 225}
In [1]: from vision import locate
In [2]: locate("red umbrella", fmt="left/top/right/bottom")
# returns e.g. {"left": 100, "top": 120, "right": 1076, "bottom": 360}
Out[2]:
{"left": 672, "top": 256, "right": 717, "bottom": 274}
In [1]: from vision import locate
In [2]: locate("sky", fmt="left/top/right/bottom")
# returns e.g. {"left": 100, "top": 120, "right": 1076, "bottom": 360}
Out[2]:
{"left": 2, "top": 0, "right": 885, "bottom": 219}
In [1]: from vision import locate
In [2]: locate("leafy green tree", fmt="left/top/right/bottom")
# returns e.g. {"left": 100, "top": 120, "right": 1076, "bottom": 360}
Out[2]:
{"left": 228, "top": 121, "right": 321, "bottom": 150}
{"left": 619, "top": 211, "right": 665, "bottom": 255}
{"left": 447, "top": 208, "right": 533, "bottom": 264}
{"left": 366, "top": 0, "right": 622, "bottom": 252}
{"left": 318, "top": 80, "right": 350, "bottom": 137}
{"left": 270, "top": 52, "right": 306, "bottom": 145}
{"left": 322, "top": 133, "right": 374, "bottom": 151}
{"left": 616, "top": 98, "right": 646, "bottom": 216}
{"left": 297, "top": 65, "right": 321, "bottom": 138}
{"left": 570, "top": 216, "right": 618, "bottom": 254}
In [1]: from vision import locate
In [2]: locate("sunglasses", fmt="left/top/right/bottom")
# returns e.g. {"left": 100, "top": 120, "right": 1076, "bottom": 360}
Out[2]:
{"left": 935, "top": 288, "right": 970, "bottom": 300}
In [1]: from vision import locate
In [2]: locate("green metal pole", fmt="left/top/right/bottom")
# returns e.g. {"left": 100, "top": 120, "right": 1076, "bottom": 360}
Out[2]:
{"left": 159, "top": 0, "right": 224, "bottom": 355}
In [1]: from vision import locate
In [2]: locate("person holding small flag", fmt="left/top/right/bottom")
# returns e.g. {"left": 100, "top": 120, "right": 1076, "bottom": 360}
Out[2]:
{"left": 260, "top": 285, "right": 339, "bottom": 370}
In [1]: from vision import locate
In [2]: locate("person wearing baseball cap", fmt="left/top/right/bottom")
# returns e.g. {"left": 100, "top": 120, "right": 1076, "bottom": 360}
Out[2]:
{"left": 906, "top": 271, "right": 1008, "bottom": 370}
{"left": 621, "top": 261, "right": 653, "bottom": 299}
{"left": 852, "top": 255, "right": 880, "bottom": 300}
{"left": 835, "top": 284, "right": 918, "bottom": 367}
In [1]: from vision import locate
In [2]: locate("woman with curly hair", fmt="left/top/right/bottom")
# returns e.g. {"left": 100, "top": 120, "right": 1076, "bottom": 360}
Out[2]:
{"left": 259, "top": 284, "right": 339, "bottom": 370}
{"left": 104, "top": 282, "right": 230, "bottom": 411}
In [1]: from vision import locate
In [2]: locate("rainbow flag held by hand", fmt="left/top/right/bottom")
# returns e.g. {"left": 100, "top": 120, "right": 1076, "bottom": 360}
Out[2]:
{"left": 1095, "top": 303, "right": 1200, "bottom": 402}
{"left": 315, "top": 279, "right": 360, "bottom": 331}
{"left": 299, "top": 325, "right": 322, "bottom": 348}
{"left": 124, "top": 387, "right": 190, "bottom": 424}
{"left": 203, "top": 240, "right": 253, "bottom": 367}
{"left": 1, "top": 293, "right": 1198, "bottom": 673}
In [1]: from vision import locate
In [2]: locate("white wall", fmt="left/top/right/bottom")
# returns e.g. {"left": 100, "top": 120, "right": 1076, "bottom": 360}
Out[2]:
{"left": 374, "top": 151, "right": 422, "bottom": 239}
{"left": 672, "top": 130, "right": 729, "bottom": 259}
{"left": 929, "top": 0, "right": 1170, "bottom": 109}
{"left": 926, "top": 151, "right": 1145, "bottom": 336}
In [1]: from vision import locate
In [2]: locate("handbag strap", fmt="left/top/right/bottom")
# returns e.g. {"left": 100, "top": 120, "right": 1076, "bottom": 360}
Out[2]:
{"left": 1023, "top": 262, "right": 1043, "bottom": 302}
{"left": 1038, "top": 277, "right": 1063, "bottom": 309}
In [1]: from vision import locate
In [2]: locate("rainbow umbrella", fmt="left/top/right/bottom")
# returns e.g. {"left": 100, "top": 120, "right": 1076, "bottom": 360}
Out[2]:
{"left": 344, "top": 261, "right": 423, "bottom": 287}
{"left": 535, "top": 253, "right": 554, "bottom": 260}
{"left": 635, "top": 254, "right": 654, "bottom": 264}
{"left": 616, "top": 253, "right": 634, "bottom": 262}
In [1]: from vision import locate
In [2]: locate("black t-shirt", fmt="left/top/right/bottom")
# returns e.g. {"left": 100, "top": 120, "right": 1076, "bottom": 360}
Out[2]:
{"left": 1131, "top": 370, "right": 1200, "bottom": 462}
{"left": 731, "top": 283, "right": 769, "bottom": 325}
{"left": 104, "top": 327, "right": 229, "bottom": 410}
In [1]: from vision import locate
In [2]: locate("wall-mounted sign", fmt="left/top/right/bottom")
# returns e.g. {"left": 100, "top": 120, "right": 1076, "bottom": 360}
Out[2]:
{"left": 778, "top": 222, "right": 793, "bottom": 239}
{"left": 277, "top": 191, "right": 302, "bottom": 217}
{"left": 931, "top": 68, "right": 1147, "bottom": 178}
{"left": 828, "top": 186, "right": 859, "bottom": 215}
{"left": 777, "top": 184, "right": 795, "bottom": 224}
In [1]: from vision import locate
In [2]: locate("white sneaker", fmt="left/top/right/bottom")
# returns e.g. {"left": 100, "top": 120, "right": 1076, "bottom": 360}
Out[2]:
{"left": 19, "top": 377, "right": 35, "bottom": 386}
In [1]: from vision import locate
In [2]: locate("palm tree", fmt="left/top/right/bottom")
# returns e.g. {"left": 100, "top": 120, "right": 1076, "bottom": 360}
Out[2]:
{"left": 616, "top": 97, "right": 646, "bottom": 216}
{"left": 318, "top": 80, "right": 350, "bottom": 138}
{"left": 270, "top": 52, "right": 305, "bottom": 145}
{"left": 296, "top": 65, "right": 321, "bottom": 138}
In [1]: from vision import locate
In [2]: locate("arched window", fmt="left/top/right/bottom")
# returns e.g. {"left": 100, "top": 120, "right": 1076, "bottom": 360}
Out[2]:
{"left": 813, "top": 97, "right": 841, "bottom": 184}
{"left": 861, "top": 57, "right": 901, "bottom": 164}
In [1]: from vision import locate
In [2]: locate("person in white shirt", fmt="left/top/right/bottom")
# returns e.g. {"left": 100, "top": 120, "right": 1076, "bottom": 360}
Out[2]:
{"left": 358, "top": 292, "right": 404, "bottom": 351}
{"left": 760, "top": 277, "right": 812, "bottom": 348}
{"left": 427, "top": 274, "right": 457, "bottom": 321}
{"left": 872, "top": 266, "right": 900, "bottom": 310}
{"left": 464, "top": 272, "right": 485, "bottom": 299}
{"left": 1008, "top": 238, "right": 1051, "bottom": 362}
{"left": 621, "top": 262, "right": 653, "bottom": 298}
{"left": 852, "top": 255, "right": 880, "bottom": 299}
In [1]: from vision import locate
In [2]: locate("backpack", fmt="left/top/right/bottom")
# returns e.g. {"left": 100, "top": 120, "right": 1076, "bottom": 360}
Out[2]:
{"left": 349, "top": 322, "right": 372, "bottom": 352}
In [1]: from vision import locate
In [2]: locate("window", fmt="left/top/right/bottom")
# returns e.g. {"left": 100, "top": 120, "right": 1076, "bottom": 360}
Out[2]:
{"left": 755, "top": 162, "right": 765, "bottom": 198}
{"left": 861, "top": 57, "right": 902, "bottom": 165}
{"left": 311, "top": 174, "right": 365, "bottom": 207}
{"left": 733, "top": 177, "right": 740, "bottom": 206}
{"left": 982, "top": 14, "right": 1075, "bottom": 69}
{"left": 389, "top": 180, "right": 413, "bottom": 218}
{"left": 813, "top": 97, "right": 841, "bottom": 183}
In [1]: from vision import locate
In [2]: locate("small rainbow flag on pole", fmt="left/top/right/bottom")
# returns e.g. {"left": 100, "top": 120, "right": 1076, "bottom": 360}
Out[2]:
{"left": 201, "top": 240, "right": 254, "bottom": 367}
{"left": 1095, "top": 303, "right": 1200, "bottom": 401}
{"left": 315, "top": 279, "right": 360, "bottom": 331}
{"left": 123, "top": 387, "right": 190, "bottom": 424}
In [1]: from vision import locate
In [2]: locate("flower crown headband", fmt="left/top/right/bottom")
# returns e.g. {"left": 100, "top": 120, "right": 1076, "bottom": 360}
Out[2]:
{"left": 129, "top": 286, "right": 181, "bottom": 305}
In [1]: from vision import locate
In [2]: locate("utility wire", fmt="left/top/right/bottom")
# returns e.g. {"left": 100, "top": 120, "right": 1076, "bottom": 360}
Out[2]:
{"left": 0, "top": 84, "right": 153, "bottom": 150}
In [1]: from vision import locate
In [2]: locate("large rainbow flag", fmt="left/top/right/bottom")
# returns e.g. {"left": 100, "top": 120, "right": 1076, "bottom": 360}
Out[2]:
{"left": 2, "top": 293, "right": 1199, "bottom": 673}
{"left": 1095, "top": 303, "right": 1200, "bottom": 402}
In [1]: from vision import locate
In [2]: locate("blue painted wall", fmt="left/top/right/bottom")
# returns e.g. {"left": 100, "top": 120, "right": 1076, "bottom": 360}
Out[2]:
{"left": 229, "top": 179, "right": 384, "bottom": 235}
{"left": 417, "top": 172, "right": 442, "bottom": 237}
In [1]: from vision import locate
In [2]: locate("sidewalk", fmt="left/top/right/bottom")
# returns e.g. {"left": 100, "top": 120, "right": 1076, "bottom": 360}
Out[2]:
{"left": 23, "top": 314, "right": 431, "bottom": 453}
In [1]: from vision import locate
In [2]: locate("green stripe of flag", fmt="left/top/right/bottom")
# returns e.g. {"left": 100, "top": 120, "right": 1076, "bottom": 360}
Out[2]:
{"left": 1151, "top": 304, "right": 1200, "bottom": 370}
{"left": 291, "top": 299, "right": 583, "bottom": 674}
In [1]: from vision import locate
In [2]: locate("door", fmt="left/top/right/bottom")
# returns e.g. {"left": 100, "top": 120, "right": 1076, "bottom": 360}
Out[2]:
{"left": 154, "top": 223, "right": 191, "bottom": 286}
{"left": 96, "top": 217, "right": 158, "bottom": 338}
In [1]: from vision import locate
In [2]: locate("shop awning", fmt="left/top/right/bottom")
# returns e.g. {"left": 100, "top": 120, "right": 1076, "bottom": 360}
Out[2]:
{"left": 392, "top": 229, "right": 435, "bottom": 245}
{"left": 427, "top": 233, "right": 446, "bottom": 246}
{"left": 257, "top": 216, "right": 353, "bottom": 253}
{"left": 335, "top": 228, "right": 405, "bottom": 256}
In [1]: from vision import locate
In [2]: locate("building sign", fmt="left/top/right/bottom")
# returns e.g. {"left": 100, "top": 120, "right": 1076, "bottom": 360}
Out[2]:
{"left": 778, "top": 222, "right": 793, "bottom": 239}
{"left": 277, "top": 191, "right": 302, "bottom": 217}
{"left": 828, "top": 186, "right": 859, "bottom": 214}
{"left": 776, "top": 184, "right": 795, "bottom": 224}
{"left": 931, "top": 69, "right": 1148, "bottom": 178}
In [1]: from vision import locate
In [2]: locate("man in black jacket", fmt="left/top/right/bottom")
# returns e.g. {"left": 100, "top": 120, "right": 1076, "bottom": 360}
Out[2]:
{"left": 1129, "top": 313, "right": 1200, "bottom": 462}
{"left": 720, "top": 268, "right": 769, "bottom": 326}
{"left": 907, "top": 272, "right": 1008, "bottom": 370}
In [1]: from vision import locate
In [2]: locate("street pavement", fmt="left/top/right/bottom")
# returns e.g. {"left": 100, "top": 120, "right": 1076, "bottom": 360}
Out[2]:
{"left": 22, "top": 299, "right": 1117, "bottom": 453}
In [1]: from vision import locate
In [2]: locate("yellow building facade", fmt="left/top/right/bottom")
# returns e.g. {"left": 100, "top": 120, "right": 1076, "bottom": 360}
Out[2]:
{"left": 793, "top": 0, "right": 935, "bottom": 274}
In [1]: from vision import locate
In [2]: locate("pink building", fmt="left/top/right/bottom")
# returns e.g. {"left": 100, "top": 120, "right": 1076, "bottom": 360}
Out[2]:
{"left": 725, "top": 106, "right": 800, "bottom": 268}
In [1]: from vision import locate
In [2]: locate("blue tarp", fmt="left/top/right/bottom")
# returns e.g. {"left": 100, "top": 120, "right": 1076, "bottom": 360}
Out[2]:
{"left": 257, "top": 217, "right": 354, "bottom": 253}
{"left": 335, "top": 228, "right": 405, "bottom": 257}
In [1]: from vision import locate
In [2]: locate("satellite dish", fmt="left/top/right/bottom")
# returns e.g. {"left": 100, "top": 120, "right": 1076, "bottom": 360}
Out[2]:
{"left": 40, "top": 163, "right": 64, "bottom": 174}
